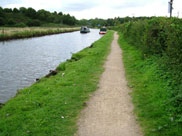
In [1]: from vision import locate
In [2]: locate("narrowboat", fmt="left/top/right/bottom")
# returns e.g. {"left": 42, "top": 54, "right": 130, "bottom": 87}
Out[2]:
{"left": 80, "top": 26, "right": 90, "bottom": 33}
{"left": 99, "top": 27, "right": 107, "bottom": 35}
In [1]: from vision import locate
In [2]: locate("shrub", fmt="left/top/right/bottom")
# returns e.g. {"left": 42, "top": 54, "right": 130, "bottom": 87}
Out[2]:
{"left": 14, "top": 22, "right": 27, "bottom": 27}
{"left": 0, "top": 17, "right": 4, "bottom": 26}
{"left": 7, "top": 19, "right": 16, "bottom": 26}
{"left": 116, "top": 17, "right": 182, "bottom": 130}
{"left": 26, "top": 19, "right": 41, "bottom": 26}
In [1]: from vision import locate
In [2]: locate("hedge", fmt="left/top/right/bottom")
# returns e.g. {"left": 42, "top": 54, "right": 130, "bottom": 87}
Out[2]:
{"left": 114, "top": 17, "right": 182, "bottom": 134}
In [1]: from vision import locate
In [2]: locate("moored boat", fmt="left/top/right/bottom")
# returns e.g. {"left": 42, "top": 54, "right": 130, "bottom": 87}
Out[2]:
{"left": 99, "top": 27, "right": 107, "bottom": 35}
{"left": 80, "top": 26, "right": 90, "bottom": 33}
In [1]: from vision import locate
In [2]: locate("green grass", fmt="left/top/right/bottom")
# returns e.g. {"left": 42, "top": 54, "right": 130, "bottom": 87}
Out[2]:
{"left": 118, "top": 33, "right": 182, "bottom": 136}
{"left": 0, "top": 31, "right": 114, "bottom": 136}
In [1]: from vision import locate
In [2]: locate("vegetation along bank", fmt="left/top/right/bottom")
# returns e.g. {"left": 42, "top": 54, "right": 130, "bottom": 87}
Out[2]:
{"left": 0, "top": 6, "right": 152, "bottom": 28}
{"left": 0, "top": 27, "right": 79, "bottom": 41}
{"left": 0, "top": 31, "right": 114, "bottom": 136}
{"left": 116, "top": 17, "right": 182, "bottom": 136}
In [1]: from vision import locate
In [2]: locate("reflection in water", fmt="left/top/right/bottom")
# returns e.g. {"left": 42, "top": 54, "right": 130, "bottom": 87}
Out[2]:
{"left": 0, "top": 29, "right": 102, "bottom": 103}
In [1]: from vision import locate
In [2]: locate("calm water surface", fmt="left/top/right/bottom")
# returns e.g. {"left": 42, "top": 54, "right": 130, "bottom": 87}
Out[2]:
{"left": 0, "top": 29, "right": 102, "bottom": 103}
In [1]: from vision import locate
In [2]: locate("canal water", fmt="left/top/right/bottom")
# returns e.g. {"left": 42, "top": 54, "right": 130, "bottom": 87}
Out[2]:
{"left": 0, "top": 29, "right": 102, "bottom": 103}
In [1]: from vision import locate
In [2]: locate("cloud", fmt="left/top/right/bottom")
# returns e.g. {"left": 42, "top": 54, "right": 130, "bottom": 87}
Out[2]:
{"left": 0, "top": 0, "right": 22, "bottom": 7}
{"left": 1, "top": 0, "right": 182, "bottom": 19}
{"left": 62, "top": 1, "right": 98, "bottom": 12}
{"left": 114, "top": 1, "right": 148, "bottom": 9}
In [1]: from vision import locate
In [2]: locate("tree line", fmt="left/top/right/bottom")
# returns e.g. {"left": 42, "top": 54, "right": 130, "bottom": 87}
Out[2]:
{"left": 79, "top": 16, "right": 152, "bottom": 28}
{"left": 0, "top": 6, "right": 152, "bottom": 27}
{"left": 0, "top": 7, "right": 77, "bottom": 27}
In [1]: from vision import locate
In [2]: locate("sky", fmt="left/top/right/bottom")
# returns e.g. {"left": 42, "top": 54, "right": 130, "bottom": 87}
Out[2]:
{"left": 1, "top": 0, "right": 182, "bottom": 19}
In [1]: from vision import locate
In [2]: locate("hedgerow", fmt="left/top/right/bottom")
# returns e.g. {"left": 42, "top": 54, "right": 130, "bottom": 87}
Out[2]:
{"left": 119, "top": 17, "right": 182, "bottom": 88}
{"left": 115, "top": 17, "right": 182, "bottom": 135}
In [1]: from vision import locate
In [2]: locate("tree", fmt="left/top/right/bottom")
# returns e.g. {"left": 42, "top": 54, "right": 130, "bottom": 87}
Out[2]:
{"left": 106, "top": 19, "right": 115, "bottom": 26}
{"left": 53, "top": 11, "right": 57, "bottom": 15}
{"left": 19, "top": 7, "right": 27, "bottom": 14}
{"left": 13, "top": 8, "right": 19, "bottom": 13}
{"left": 27, "top": 19, "right": 40, "bottom": 26}
{"left": 25, "top": 7, "right": 36, "bottom": 18}
{"left": 37, "top": 9, "right": 51, "bottom": 22}
{"left": 4, "top": 8, "right": 12, "bottom": 13}
{"left": 79, "top": 19, "right": 89, "bottom": 26}
{"left": 0, "top": 7, "right": 4, "bottom": 17}
{"left": 0, "top": 17, "right": 4, "bottom": 26}
{"left": 7, "top": 19, "right": 16, "bottom": 26}
{"left": 58, "top": 12, "right": 63, "bottom": 16}
{"left": 0, "top": 6, "right": 79, "bottom": 27}
{"left": 62, "top": 14, "right": 77, "bottom": 25}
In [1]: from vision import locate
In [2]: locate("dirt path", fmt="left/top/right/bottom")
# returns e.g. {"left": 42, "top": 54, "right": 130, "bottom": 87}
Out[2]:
{"left": 76, "top": 32, "right": 142, "bottom": 136}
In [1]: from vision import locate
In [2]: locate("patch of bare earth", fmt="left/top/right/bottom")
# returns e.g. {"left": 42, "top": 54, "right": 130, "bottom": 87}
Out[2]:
{"left": 76, "top": 32, "right": 143, "bottom": 136}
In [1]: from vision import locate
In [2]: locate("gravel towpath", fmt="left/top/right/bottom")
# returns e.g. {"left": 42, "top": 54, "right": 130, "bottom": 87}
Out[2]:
{"left": 76, "top": 32, "right": 142, "bottom": 136}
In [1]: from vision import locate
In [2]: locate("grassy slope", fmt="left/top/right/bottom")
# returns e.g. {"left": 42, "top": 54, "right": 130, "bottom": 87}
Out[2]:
{"left": 118, "top": 33, "right": 182, "bottom": 136}
{"left": 0, "top": 27, "right": 80, "bottom": 41}
{"left": 0, "top": 31, "right": 114, "bottom": 136}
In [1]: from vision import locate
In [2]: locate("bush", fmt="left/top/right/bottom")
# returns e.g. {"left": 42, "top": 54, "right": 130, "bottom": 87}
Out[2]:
{"left": 7, "top": 19, "right": 16, "bottom": 26}
{"left": 26, "top": 19, "right": 41, "bottom": 26}
{"left": 116, "top": 17, "right": 182, "bottom": 131}
{"left": 119, "top": 17, "right": 182, "bottom": 64}
{"left": 0, "top": 17, "right": 4, "bottom": 26}
{"left": 14, "top": 22, "right": 27, "bottom": 27}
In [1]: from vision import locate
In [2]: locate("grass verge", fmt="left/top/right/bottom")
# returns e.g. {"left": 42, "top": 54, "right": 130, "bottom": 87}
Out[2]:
{"left": 118, "top": 33, "right": 182, "bottom": 136}
{"left": 0, "top": 31, "right": 114, "bottom": 136}
{"left": 0, "top": 27, "right": 80, "bottom": 41}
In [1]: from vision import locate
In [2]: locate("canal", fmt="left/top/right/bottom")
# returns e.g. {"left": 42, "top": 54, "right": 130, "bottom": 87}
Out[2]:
{"left": 0, "top": 29, "right": 102, "bottom": 103}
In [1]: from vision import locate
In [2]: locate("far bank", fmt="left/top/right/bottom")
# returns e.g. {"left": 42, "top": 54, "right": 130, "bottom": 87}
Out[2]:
{"left": 0, "top": 27, "right": 80, "bottom": 41}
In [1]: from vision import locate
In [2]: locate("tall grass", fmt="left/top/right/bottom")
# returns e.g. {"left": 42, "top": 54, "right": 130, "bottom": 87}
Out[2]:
{"left": 0, "top": 27, "right": 80, "bottom": 41}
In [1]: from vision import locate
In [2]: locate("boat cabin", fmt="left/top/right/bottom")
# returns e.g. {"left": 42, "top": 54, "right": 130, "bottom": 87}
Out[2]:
{"left": 99, "top": 27, "right": 107, "bottom": 35}
{"left": 80, "top": 26, "right": 90, "bottom": 33}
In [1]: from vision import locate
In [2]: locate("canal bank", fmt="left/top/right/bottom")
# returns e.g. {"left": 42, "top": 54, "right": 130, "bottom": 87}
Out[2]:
{"left": 0, "top": 31, "right": 114, "bottom": 136}
{"left": 0, "top": 29, "right": 102, "bottom": 103}
{"left": 0, "top": 27, "right": 79, "bottom": 41}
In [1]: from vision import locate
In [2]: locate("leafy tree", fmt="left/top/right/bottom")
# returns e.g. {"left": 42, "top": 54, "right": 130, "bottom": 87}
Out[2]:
{"left": 19, "top": 7, "right": 27, "bottom": 14}
{"left": 4, "top": 8, "right": 12, "bottom": 13}
{"left": 53, "top": 11, "right": 57, "bottom": 15}
{"left": 37, "top": 9, "right": 51, "bottom": 22}
{"left": 0, "top": 7, "right": 79, "bottom": 26}
{"left": 7, "top": 19, "right": 16, "bottom": 26}
{"left": 14, "top": 22, "right": 27, "bottom": 27}
{"left": 89, "top": 18, "right": 106, "bottom": 27}
{"left": 0, "top": 17, "right": 4, "bottom": 26}
{"left": 106, "top": 19, "right": 115, "bottom": 26}
{"left": 27, "top": 19, "right": 41, "bottom": 26}
{"left": 13, "top": 8, "right": 19, "bottom": 13}
{"left": 58, "top": 12, "right": 63, "bottom": 16}
{"left": 0, "top": 7, "right": 3, "bottom": 12}
{"left": 62, "top": 14, "right": 76, "bottom": 25}
{"left": 25, "top": 8, "right": 36, "bottom": 18}
{"left": 79, "top": 19, "right": 89, "bottom": 26}
{"left": 0, "top": 7, "right": 4, "bottom": 17}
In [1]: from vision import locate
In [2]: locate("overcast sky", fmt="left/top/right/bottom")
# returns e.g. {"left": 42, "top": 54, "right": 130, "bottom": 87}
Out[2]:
{"left": 1, "top": 0, "right": 182, "bottom": 19}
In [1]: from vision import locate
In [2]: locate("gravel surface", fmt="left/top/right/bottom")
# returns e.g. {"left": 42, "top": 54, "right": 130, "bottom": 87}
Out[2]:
{"left": 76, "top": 32, "right": 143, "bottom": 136}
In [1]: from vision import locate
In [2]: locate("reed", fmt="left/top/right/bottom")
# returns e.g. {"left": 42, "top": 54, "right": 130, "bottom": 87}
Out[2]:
{"left": 0, "top": 27, "right": 80, "bottom": 41}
